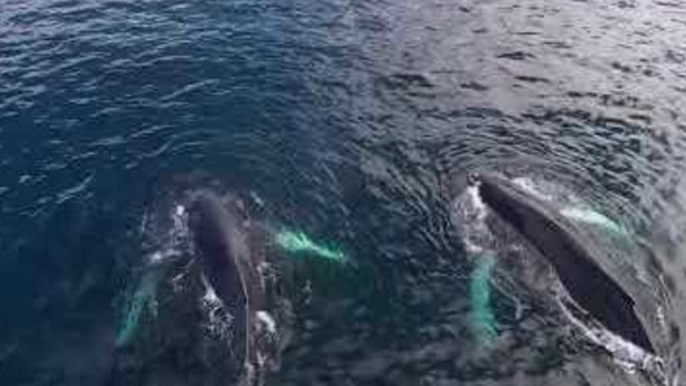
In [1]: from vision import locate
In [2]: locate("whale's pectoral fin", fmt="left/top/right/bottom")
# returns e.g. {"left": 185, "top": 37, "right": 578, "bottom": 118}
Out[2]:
{"left": 560, "top": 207, "right": 630, "bottom": 238}
{"left": 469, "top": 252, "right": 498, "bottom": 344}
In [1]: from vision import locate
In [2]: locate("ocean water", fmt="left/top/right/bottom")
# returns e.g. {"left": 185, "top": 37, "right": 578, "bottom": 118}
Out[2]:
{"left": 1, "top": 0, "right": 685, "bottom": 385}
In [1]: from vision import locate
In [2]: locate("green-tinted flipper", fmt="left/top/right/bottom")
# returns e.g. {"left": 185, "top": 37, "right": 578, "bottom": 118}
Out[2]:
{"left": 116, "top": 268, "right": 163, "bottom": 348}
{"left": 274, "top": 230, "right": 349, "bottom": 264}
{"left": 560, "top": 206, "right": 630, "bottom": 238}
{"left": 469, "top": 252, "right": 498, "bottom": 343}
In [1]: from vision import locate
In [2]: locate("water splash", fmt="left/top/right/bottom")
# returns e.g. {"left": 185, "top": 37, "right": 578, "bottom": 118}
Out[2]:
{"left": 469, "top": 252, "right": 498, "bottom": 343}
{"left": 274, "top": 230, "right": 348, "bottom": 264}
{"left": 558, "top": 296, "right": 664, "bottom": 378}
{"left": 200, "top": 274, "right": 235, "bottom": 341}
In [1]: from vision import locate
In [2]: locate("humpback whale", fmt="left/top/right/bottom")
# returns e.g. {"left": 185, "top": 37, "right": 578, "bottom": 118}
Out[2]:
{"left": 188, "top": 190, "right": 274, "bottom": 382}
{"left": 471, "top": 173, "right": 656, "bottom": 354}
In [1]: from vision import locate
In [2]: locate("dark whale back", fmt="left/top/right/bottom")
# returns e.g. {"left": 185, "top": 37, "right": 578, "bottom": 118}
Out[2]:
{"left": 189, "top": 191, "right": 250, "bottom": 365}
{"left": 477, "top": 174, "right": 656, "bottom": 354}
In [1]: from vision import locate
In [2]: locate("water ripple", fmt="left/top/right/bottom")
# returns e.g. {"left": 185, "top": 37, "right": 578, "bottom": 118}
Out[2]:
{"left": 0, "top": 0, "right": 685, "bottom": 384}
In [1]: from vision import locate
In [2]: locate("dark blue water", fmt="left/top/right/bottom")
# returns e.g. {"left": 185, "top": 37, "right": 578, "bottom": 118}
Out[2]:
{"left": 1, "top": 0, "right": 685, "bottom": 385}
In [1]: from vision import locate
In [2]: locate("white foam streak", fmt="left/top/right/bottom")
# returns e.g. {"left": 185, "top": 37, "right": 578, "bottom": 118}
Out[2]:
{"left": 559, "top": 296, "right": 663, "bottom": 374}
{"left": 454, "top": 185, "right": 492, "bottom": 255}
{"left": 512, "top": 177, "right": 554, "bottom": 202}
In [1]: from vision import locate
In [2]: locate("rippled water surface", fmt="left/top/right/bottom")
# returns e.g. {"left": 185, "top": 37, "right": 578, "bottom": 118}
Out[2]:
{"left": 1, "top": 0, "right": 686, "bottom": 385}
